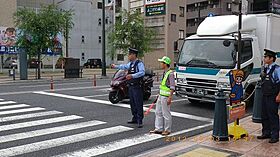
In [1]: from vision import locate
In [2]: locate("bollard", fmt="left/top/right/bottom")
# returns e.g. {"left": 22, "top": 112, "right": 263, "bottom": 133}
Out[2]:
{"left": 93, "top": 74, "right": 97, "bottom": 87}
{"left": 252, "top": 82, "right": 262, "bottom": 123}
{"left": 12, "top": 67, "right": 15, "bottom": 80}
{"left": 156, "top": 72, "right": 159, "bottom": 82}
{"left": 50, "top": 76, "right": 54, "bottom": 91}
{"left": 212, "top": 89, "right": 229, "bottom": 141}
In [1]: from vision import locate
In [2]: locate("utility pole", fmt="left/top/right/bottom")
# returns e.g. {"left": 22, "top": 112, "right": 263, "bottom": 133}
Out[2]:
{"left": 101, "top": 0, "right": 107, "bottom": 77}
{"left": 237, "top": 0, "right": 242, "bottom": 70}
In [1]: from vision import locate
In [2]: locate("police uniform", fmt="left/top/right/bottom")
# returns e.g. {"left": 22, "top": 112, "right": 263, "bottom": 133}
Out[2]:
{"left": 258, "top": 49, "right": 280, "bottom": 143}
{"left": 115, "top": 48, "right": 145, "bottom": 128}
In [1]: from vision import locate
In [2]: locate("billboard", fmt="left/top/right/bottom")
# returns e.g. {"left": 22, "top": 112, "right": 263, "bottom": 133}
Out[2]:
{"left": 0, "top": 27, "right": 18, "bottom": 54}
{"left": 145, "top": 0, "right": 165, "bottom": 5}
{"left": 145, "top": 3, "right": 166, "bottom": 16}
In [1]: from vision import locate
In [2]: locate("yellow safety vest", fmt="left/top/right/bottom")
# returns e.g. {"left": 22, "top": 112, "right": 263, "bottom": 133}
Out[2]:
{"left": 160, "top": 70, "right": 172, "bottom": 97}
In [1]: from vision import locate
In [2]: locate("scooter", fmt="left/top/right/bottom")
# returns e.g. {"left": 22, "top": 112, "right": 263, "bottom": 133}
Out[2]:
{"left": 109, "top": 69, "right": 154, "bottom": 104}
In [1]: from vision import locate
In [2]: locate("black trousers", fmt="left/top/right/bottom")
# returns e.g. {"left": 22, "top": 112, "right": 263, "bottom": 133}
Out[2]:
{"left": 262, "top": 95, "right": 279, "bottom": 139}
{"left": 128, "top": 85, "right": 143, "bottom": 124}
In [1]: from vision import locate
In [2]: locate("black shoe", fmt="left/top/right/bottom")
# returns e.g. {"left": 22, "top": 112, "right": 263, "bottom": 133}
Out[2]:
{"left": 127, "top": 120, "right": 137, "bottom": 124}
{"left": 137, "top": 123, "right": 143, "bottom": 128}
{"left": 257, "top": 135, "right": 271, "bottom": 139}
{"left": 269, "top": 138, "right": 279, "bottom": 143}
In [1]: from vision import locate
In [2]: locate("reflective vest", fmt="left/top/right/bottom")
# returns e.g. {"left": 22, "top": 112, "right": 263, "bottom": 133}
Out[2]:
{"left": 160, "top": 70, "right": 172, "bottom": 97}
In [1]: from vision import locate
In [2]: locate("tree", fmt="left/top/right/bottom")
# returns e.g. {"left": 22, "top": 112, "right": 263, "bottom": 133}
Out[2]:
{"left": 14, "top": 4, "right": 73, "bottom": 79}
{"left": 107, "top": 10, "right": 156, "bottom": 58}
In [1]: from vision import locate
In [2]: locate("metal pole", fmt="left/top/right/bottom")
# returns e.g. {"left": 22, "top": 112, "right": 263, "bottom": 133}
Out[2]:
{"left": 236, "top": 0, "right": 242, "bottom": 125}
{"left": 101, "top": 0, "right": 107, "bottom": 77}
{"left": 237, "top": 0, "right": 242, "bottom": 70}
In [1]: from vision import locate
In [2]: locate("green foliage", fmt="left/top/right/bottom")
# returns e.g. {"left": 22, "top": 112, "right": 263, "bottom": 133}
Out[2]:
{"left": 14, "top": 4, "right": 74, "bottom": 57}
{"left": 107, "top": 10, "right": 156, "bottom": 58}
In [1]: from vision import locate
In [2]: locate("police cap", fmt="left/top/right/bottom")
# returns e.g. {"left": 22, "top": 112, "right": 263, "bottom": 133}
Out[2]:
{"left": 264, "top": 49, "right": 277, "bottom": 58}
{"left": 128, "top": 48, "right": 139, "bottom": 55}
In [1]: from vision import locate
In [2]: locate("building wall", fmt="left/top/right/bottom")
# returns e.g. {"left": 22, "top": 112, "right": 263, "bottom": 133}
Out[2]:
{"left": 0, "top": 0, "right": 17, "bottom": 27}
{"left": 57, "top": 0, "right": 113, "bottom": 66}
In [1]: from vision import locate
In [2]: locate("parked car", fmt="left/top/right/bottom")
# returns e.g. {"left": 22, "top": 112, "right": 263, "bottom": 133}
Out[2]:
{"left": 28, "top": 58, "right": 43, "bottom": 68}
{"left": 83, "top": 58, "right": 102, "bottom": 68}
{"left": 3, "top": 56, "right": 17, "bottom": 68}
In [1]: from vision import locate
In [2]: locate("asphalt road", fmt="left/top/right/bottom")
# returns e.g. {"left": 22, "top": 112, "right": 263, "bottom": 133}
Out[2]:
{"left": 0, "top": 78, "right": 253, "bottom": 157}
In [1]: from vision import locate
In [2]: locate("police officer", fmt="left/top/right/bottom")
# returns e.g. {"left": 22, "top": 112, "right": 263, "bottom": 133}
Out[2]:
{"left": 111, "top": 48, "right": 145, "bottom": 128}
{"left": 257, "top": 49, "right": 280, "bottom": 143}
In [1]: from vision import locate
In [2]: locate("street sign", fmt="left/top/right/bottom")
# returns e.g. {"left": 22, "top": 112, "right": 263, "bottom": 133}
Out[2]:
{"left": 145, "top": 3, "right": 166, "bottom": 16}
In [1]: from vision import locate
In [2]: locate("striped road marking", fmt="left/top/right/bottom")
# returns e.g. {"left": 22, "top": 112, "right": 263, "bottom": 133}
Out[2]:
{"left": 0, "top": 115, "right": 82, "bottom": 132}
{"left": 0, "top": 126, "right": 133, "bottom": 157}
{"left": 0, "top": 107, "right": 46, "bottom": 116}
{"left": 0, "top": 101, "right": 16, "bottom": 105}
{"left": 0, "top": 120, "right": 106, "bottom": 143}
{"left": 0, "top": 111, "right": 63, "bottom": 123}
{"left": 0, "top": 104, "right": 30, "bottom": 110}
{"left": 54, "top": 123, "right": 213, "bottom": 157}
{"left": 34, "top": 91, "right": 213, "bottom": 123}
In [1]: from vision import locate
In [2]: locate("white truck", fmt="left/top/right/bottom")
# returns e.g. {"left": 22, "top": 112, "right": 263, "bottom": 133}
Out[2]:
{"left": 175, "top": 13, "right": 280, "bottom": 104}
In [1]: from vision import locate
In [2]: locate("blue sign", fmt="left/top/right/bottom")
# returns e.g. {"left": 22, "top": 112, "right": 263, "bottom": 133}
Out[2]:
{"left": 0, "top": 45, "right": 18, "bottom": 54}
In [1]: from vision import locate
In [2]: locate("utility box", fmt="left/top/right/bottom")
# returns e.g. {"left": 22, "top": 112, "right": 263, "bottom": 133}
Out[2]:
{"left": 64, "top": 58, "right": 80, "bottom": 78}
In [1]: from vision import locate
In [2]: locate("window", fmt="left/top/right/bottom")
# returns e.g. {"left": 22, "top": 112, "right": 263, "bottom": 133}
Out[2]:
{"left": 117, "top": 54, "right": 124, "bottom": 61}
{"left": 98, "top": 36, "right": 102, "bottom": 43}
{"left": 226, "top": 3, "right": 232, "bottom": 11}
{"left": 179, "top": 7, "right": 185, "bottom": 17}
{"left": 241, "top": 40, "right": 253, "bottom": 63}
{"left": 179, "top": 30, "right": 184, "bottom": 39}
{"left": 171, "top": 14, "right": 176, "bottom": 22}
{"left": 97, "top": 2, "right": 102, "bottom": 9}
{"left": 81, "top": 35, "right": 85, "bottom": 43}
{"left": 187, "top": 19, "right": 196, "bottom": 27}
{"left": 98, "top": 18, "right": 102, "bottom": 26}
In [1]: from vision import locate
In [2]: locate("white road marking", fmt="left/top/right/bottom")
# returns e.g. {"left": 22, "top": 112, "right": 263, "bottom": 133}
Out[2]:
{"left": 0, "top": 111, "right": 63, "bottom": 122}
{"left": 54, "top": 123, "right": 213, "bottom": 157}
{"left": 0, "top": 104, "right": 30, "bottom": 110}
{"left": 143, "top": 99, "right": 187, "bottom": 107}
{"left": 0, "top": 126, "right": 133, "bottom": 157}
{"left": 0, "top": 101, "right": 16, "bottom": 105}
{"left": 0, "top": 115, "right": 82, "bottom": 132}
{"left": 19, "top": 82, "right": 93, "bottom": 88}
{"left": 0, "top": 120, "right": 106, "bottom": 143}
{"left": 34, "top": 92, "right": 213, "bottom": 122}
{"left": 84, "top": 94, "right": 109, "bottom": 98}
{"left": 0, "top": 107, "right": 46, "bottom": 116}
{"left": 0, "top": 99, "right": 4, "bottom": 101}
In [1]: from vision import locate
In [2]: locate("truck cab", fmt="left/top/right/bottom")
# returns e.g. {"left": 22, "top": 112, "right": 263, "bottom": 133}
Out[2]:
{"left": 175, "top": 14, "right": 280, "bottom": 104}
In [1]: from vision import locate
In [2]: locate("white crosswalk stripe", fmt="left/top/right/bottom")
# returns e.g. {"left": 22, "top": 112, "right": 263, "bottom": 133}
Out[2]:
{"left": 0, "top": 120, "right": 106, "bottom": 143}
{"left": 0, "top": 101, "right": 16, "bottom": 105}
{"left": 0, "top": 111, "right": 63, "bottom": 122}
{"left": 0, "top": 104, "right": 30, "bottom": 110}
{"left": 0, "top": 126, "right": 133, "bottom": 157}
{"left": 0, "top": 107, "right": 46, "bottom": 116}
{"left": 0, "top": 115, "right": 82, "bottom": 132}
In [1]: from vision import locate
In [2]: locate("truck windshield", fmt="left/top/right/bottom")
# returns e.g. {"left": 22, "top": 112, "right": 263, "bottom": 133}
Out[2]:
{"left": 178, "top": 39, "right": 236, "bottom": 69}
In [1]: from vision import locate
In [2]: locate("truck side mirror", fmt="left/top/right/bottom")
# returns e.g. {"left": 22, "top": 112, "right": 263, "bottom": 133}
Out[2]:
{"left": 174, "top": 41, "right": 178, "bottom": 51}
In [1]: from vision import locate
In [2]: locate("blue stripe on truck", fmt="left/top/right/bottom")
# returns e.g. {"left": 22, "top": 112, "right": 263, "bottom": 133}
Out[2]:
{"left": 176, "top": 67, "right": 219, "bottom": 75}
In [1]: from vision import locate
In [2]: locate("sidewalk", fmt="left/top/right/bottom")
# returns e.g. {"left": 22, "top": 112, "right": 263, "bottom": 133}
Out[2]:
{"left": 138, "top": 110, "right": 280, "bottom": 157}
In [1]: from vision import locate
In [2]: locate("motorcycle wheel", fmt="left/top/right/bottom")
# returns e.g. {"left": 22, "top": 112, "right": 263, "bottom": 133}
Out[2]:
{"left": 109, "top": 91, "right": 122, "bottom": 104}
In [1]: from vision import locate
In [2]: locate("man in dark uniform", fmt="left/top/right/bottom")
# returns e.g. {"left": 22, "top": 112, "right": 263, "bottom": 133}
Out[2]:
{"left": 257, "top": 49, "right": 280, "bottom": 143}
{"left": 111, "top": 48, "right": 145, "bottom": 128}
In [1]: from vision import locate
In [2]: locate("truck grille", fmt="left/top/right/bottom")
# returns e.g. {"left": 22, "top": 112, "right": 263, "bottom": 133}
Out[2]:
{"left": 186, "top": 78, "right": 217, "bottom": 88}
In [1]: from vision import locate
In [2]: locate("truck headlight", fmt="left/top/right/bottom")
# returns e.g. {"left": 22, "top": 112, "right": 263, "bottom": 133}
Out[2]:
{"left": 177, "top": 78, "right": 187, "bottom": 84}
{"left": 217, "top": 82, "right": 231, "bottom": 88}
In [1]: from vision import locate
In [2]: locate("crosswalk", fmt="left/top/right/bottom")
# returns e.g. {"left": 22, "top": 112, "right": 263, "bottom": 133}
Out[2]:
{"left": 0, "top": 98, "right": 212, "bottom": 157}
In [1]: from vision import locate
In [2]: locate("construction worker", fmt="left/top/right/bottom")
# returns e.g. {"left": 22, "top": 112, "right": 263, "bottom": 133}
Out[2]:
{"left": 150, "top": 56, "right": 175, "bottom": 136}
{"left": 257, "top": 49, "right": 280, "bottom": 143}
{"left": 111, "top": 48, "right": 145, "bottom": 128}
